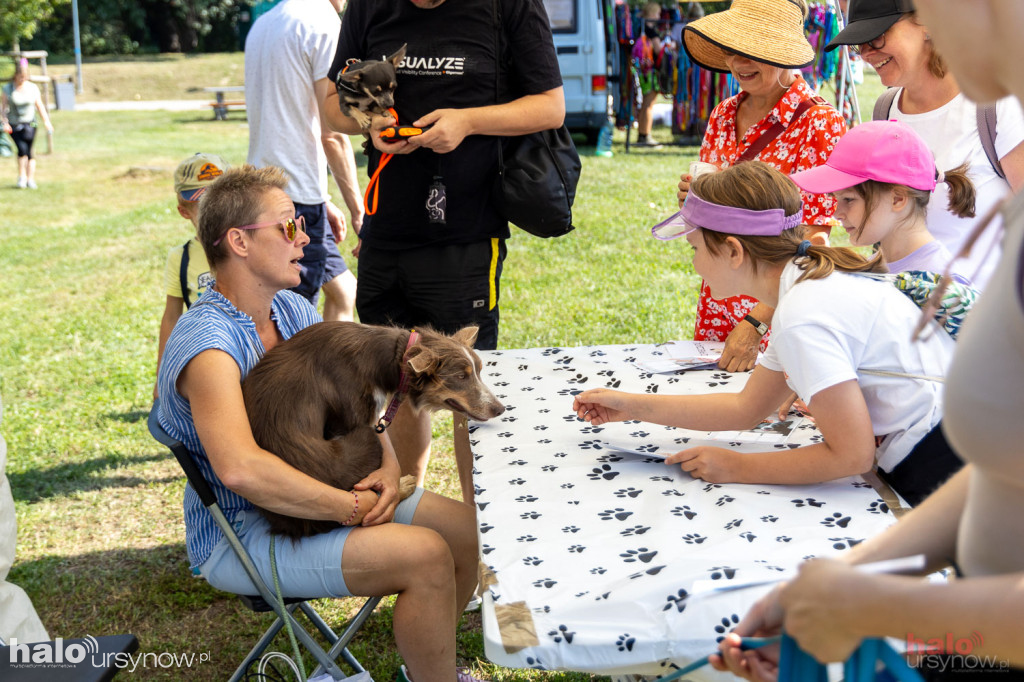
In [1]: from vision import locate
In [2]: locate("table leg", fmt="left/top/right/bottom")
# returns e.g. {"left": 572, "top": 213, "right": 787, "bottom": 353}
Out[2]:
{"left": 454, "top": 414, "right": 475, "bottom": 505}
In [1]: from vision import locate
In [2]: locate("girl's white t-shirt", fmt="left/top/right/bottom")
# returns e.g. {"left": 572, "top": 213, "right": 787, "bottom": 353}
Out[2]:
{"left": 883, "top": 91, "right": 1024, "bottom": 291}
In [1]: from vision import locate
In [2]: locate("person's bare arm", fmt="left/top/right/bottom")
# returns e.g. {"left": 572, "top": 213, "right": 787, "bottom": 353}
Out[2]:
{"left": 315, "top": 77, "right": 364, "bottom": 233}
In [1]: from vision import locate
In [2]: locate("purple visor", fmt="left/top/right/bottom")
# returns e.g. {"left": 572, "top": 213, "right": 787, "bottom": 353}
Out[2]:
{"left": 651, "top": 190, "right": 803, "bottom": 240}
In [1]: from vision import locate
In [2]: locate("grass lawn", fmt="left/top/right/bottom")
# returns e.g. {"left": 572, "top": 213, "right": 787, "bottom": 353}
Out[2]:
{"left": 1, "top": 53, "right": 885, "bottom": 681}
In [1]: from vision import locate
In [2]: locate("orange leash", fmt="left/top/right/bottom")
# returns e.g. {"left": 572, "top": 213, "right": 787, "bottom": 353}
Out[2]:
{"left": 363, "top": 107, "right": 398, "bottom": 216}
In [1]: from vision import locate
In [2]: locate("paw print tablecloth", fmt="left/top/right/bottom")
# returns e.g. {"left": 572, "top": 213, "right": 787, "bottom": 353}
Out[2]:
{"left": 469, "top": 344, "right": 898, "bottom": 677}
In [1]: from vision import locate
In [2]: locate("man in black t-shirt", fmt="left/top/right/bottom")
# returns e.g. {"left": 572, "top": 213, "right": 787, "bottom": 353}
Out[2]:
{"left": 324, "top": 0, "right": 563, "bottom": 503}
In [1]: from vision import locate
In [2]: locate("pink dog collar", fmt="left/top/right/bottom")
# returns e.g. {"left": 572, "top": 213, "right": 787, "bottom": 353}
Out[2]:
{"left": 375, "top": 330, "right": 421, "bottom": 433}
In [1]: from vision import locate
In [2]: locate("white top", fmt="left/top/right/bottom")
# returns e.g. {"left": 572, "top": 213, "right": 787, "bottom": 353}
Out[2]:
{"left": 760, "top": 262, "right": 956, "bottom": 473}
{"left": 245, "top": 0, "right": 340, "bottom": 205}
{"left": 883, "top": 91, "right": 1024, "bottom": 291}
{"left": 886, "top": 239, "right": 970, "bottom": 283}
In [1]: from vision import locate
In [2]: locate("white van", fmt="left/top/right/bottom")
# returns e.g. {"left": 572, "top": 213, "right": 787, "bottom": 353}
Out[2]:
{"left": 543, "top": 0, "right": 616, "bottom": 144}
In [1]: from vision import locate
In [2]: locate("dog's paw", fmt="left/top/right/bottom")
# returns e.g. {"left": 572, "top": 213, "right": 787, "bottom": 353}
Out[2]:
{"left": 397, "top": 475, "right": 417, "bottom": 500}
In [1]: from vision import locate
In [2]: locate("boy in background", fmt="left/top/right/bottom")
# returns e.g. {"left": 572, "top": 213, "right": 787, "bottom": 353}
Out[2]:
{"left": 154, "top": 153, "right": 230, "bottom": 399}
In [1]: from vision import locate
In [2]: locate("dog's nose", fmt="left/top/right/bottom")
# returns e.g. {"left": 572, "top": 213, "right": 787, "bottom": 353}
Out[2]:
{"left": 489, "top": 401, "right": 506, "bottom": 418}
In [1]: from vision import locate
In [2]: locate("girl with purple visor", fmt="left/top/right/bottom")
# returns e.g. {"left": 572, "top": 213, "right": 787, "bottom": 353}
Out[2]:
{"left": 578, "top": 161, "right": 961, "bottom": 507}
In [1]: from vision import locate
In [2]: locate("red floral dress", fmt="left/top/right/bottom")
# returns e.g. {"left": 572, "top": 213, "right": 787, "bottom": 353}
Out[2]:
{"left": 693, "top": 75, "right": 846, "bottom": 346}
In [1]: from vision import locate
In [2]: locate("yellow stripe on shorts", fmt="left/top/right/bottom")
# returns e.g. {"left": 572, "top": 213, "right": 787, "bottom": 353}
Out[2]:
{"left": 489, "top": 238, "right": 499, "bottom": 310}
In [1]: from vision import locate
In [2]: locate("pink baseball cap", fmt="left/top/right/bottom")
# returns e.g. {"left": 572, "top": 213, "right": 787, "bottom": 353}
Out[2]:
{"left": 790, "top": 120, "right": 939, "bottom": 194}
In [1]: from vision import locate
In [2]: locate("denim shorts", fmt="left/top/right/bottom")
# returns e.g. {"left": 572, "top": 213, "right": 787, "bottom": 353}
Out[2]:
{"left": 291, "top": 202, "right": 349, "bottom": 306}
{"left": 198, "top": 486, "right": 425, "bottom": 598}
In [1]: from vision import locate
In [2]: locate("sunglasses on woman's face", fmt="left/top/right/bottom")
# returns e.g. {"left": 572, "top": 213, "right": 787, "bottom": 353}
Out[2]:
{"left": 213, "top": 215, "right": 306, "bottom": 246}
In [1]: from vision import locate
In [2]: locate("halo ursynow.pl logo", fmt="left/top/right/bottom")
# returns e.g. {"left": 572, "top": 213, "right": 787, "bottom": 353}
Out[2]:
{"left": 8, "top": 635, "right": 99, "bottom": 667}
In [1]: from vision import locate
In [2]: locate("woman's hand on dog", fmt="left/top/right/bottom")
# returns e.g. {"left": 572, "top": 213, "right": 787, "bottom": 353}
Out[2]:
{"left": 354, "top": 437, "right": 404, "bottom": 525}
{"left": 572, "top": 389, "right": 634, "bottom": 426}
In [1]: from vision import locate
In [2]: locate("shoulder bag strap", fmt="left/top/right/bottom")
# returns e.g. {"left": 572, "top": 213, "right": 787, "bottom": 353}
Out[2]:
{"left": 736, "top": 95, "right": 829, "bottom": 164}
{"left": 179, "top": 239, "right": 192, "bottom": 310}
{"left": 873, "top": 87, "right": 899, "bottom": 121}
{"left": 976, "top": 103, "right": 1005, "bottom": 179}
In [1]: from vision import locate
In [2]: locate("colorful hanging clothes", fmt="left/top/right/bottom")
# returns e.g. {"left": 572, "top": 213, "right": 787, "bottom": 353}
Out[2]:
{"left": 694, "top": 75, "right": 847, "bottom": 346}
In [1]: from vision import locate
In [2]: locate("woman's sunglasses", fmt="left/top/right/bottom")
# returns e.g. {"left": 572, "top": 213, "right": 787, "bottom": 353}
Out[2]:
{"left": 213, "top": 215, "right": 306, "bottom": 246}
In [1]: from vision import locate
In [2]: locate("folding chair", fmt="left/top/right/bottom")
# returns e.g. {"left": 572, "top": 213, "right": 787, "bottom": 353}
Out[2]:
{"left": 148, "top": 408, "right": 380, "bottom": 681}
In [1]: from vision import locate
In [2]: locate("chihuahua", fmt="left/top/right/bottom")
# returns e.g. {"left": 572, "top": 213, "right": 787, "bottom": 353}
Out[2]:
{"left": 335, "top": 44, "right": 407, "bottom": 132}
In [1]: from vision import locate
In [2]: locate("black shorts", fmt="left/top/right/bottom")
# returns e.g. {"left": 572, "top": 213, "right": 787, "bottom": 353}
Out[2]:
{"left": 877, "top": 423, "right": 964, "bottom": 507}
{"left": 355, "top": 239, "right": 507, "bottom": 351}
{"left": 11, "top": 124, "right": 35, "bottom": 158}
{"left": 290, "top": 202, "right": 349, "bottom": 305}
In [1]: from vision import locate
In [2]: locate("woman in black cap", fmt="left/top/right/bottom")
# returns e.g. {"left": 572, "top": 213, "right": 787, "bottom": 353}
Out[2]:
{"left": 826, "top": 0, "right": 1024, "bottom": 293}
{"left": 676, "top": 0, "right": 847, "bottom": 373}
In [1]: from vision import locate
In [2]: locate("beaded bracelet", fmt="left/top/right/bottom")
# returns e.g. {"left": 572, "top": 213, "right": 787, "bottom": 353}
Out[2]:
{"left": 344, "top": 492, "right": 359, "bottom": 526}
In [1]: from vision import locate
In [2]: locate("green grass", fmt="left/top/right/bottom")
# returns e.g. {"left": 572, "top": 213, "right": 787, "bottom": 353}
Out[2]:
{"left": 1, "top": 56, "right": 887, "bottom": 680}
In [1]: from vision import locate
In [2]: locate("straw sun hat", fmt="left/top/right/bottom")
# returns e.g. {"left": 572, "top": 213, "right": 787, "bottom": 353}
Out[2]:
{"left": 683, "top": 0, "right": 815, "bottom": 74}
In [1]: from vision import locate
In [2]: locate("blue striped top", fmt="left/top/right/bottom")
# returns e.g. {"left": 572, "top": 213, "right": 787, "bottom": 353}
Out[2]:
{"left": 157, "top": 286, "right": 321, "bottom": 568}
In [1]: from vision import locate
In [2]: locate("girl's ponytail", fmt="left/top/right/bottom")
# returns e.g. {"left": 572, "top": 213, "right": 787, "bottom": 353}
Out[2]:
{"left": 941, "top": 162, "right": 977, "bottom": 219}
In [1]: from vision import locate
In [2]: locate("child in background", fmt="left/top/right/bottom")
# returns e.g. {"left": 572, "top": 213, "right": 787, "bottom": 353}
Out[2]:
{"left": 154, "top": 153, "right": 230, "bottom": 399}
{"left": 634, "top": 2, "right": 665, "bottom": 147}
{"left": 791, "top": 119, "right": 976, "bottom": 283}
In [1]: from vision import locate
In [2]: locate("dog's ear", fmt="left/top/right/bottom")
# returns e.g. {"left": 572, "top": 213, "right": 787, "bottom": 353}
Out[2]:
{"left": 452, "top": 326, "right": 479, "bottom": 349}
{"left": 339, "top": 70, "right": 362, "bottom": 84}
{"left": 406, "top": 344, "right": 439, "bottom": 375}
{"left": 388, "top": 44, "right": 407, "bottom": 69}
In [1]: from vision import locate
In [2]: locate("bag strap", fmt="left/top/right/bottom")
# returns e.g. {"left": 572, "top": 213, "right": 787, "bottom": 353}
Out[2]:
{"left": 872, "top": 87, "right": 899, "bottom": 121}
{"left": 860, "top": 368, "right": 945, "bottom": 383}
{"left": 976, "top": 102, "right": 1005, "bottom": 179}
{"left": 736, "top": 95, "right": 829, "bottom": 164}
{"left": 179, "top": 239, "right": 192, "bottom": 310}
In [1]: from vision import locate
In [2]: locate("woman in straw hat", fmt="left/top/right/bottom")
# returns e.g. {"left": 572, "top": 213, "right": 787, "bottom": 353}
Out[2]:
{"left": 675, "top": 0, "right": 847, "bottom": 374}
{"left": 706, "top": 4, "right": 1024, "bottom": 679}
{"left": 825, "top": 0, "right": 1024, "bottom": 292}
{"left": 577, "top": 161, "right": 961, "bottom": 508}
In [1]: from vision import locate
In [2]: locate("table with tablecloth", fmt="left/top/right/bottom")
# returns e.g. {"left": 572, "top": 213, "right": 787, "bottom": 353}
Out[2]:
{"left": 466, "top": 343, "right": 901, "bottom": 677}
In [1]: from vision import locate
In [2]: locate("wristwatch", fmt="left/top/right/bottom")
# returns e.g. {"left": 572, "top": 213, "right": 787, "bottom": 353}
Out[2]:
{"left": 743, "top": 314, "right": 769, "bottom": 336}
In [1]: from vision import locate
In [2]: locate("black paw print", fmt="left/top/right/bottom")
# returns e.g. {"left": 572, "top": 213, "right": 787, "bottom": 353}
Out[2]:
{"left": 682, "top": 533, "right": 706, "bottom": 544}
{"left": 479, "top": 523, "right": 494, "bottom": 534}
{"left": 596, "top": 369, "right": 615, "bottom": 376}
{"left": 587, "top": 464, "right": 620, "bottom": 481}
{"left": 508, "top": 458, "right": 526, "bottom": 465}
{"left": 532, "top": 578, "right": 557, "bottom": 588}
{"left": 724, "top": 518, "right": 743, "bottom": 530}
{"left": 605, "top": 378, "right": 622, "bottom": 388}
{"left": 672, "top": 506, "right": 697, "bottom": 520}
{"left": 791, "top": 497, "right": 826, "bottom": 508}
{"left": 524, "top": 655, "right": 546, "bottom": 670}
{"left": 567, "top": 544, "right": 586, "bottom": 553}
{"left": 760, "top": 515, "right": 778, "bottom": 523}
{"left": 533, "top": 424, "right": 549, "bottom": 431}
{"left": 629, "top": 565, "right": 666, "bottom": 579}
{"left": 616, "top": 634, "right": 636, "bottom": 652}
{"left": 674, "top": 437, "right": 692, "bottom": 444}
{"left": 522, "top": 556, "right": 543, "bottom": 566}
{"left": 517, "top": 364, "right": 528, "bottom": 370}
{"left": 713, "top": 614, "right": 741, "bottom": 643}
{"left": 517, "top": 535, "right": 537, "bottom": 543}
{"left": 644, "top": 383, "right": 660, "bottom": 394}
{"left": 590, "top": 566, "right": 607, "bottom": 575}
{"left": 867, "top": 500, "right": 890, "bottom": 515}
{"left": 516, "top": 495, "right": 539, "bottom": 503}
{"left": 620, "top": 547, "right": 658, "bottom": 563}
{"left": 661, "top": 489, "right": 686, "bottom": 497}
{"left": 620, "top": 525, "right": 651, "bottom": 537}
{"left": 560, "top": 482, "right": 576, "bottom": 489}
{"left": 629, "top": 430, "right": 651, "bottom": 438}
{"left": 830, "top": 537, "right": 864, "bottom": 550}
{"left": 637, "top": 444, "right": 660, "bottom": 453}
{"left": 776, "top": 535, "right": 792, "bottom": 543}
{"left": 703, "top": 483, "right": 723, "bottom": 492}
{"left": 649, "top": 475, "right": 674, "bottom": 483}
{"left": 497, "top": 431, "right": 514, "bottom": 438}
{"left": 520, "top": 511, "right": 541, "bottom": 520}
{"left": 852, "top": 480, "right": 872, "bottom": 489}
{"left": 614, "top": 487, "right": 642, "bottom": 498}
{"left": 500, "top": 415, "right": 518, "bottom": 423}
{"left": 553, "top": 451, "right": 569, "bottom": 458}
{"left": 663, "top": 588, "right": 688, "bottom": 612}
{"left": 821, "top": 512, "right": 852, "bottom": 528}
{"left": 579, "top": 440, "right": 603, "bottom": 450}
{"left": 481, "top": 544, "right": 495, "bottom": 555}
{"left": 561, "top": 525, "right": 580, "bottom": 533}
{"left": 715, "top": 495, "right": 736, "bottom": 507}
{"left": 739, "top": 531, "right": 757, "bottom": 543}
{"left": 709, "top": 566, "right": 737, "bottom": 580}
{"left": 772, "top": 443, "right": 801, "bottom": 450}
{"left": 598, "top": 508, "right": 633, "bottom": 521}
{"left": 541, "top": 465, "right": 558, "bottom": 472}
{"left": 596, "top": 453, "right": 623, "bottom": 462}
{"left": 581, "top": 425, "right": 606, "bottom": 434}
{"left": 508, "top": 478, "right": 526, "bottom": 485}
{"left": 548, "top": 624, "right": 576, "bottom": 644}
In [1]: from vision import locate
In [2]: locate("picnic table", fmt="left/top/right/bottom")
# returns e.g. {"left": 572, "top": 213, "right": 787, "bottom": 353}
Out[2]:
{"left": 465, "top": 343, "right": 902, "bottom": 677}
{"left": 202, "top": 86, "right": 246, "bottom": 120}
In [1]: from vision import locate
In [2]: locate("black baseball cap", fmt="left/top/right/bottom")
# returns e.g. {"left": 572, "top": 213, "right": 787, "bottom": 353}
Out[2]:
{"left": 824, "top": 0, "right": 916, "bottom": 52}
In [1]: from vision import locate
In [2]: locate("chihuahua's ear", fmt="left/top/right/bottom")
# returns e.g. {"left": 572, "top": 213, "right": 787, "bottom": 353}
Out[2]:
{"left": 339, "top": 69, "right": 362, "bottom": 83}
{"left": 388, "top": 44, "right": 407, "bottom": 69}
{"left": 452, "top": 326, "right": 479, "bottom": 349}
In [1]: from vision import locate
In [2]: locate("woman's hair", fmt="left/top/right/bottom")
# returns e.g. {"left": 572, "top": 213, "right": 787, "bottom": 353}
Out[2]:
{"left": 908, "top": 12, "right": 947, "bottom": 79}
{"left": 691, "top": 161, "right": 887, "bottom": 282}
{"left": 197, "top": 164, "right": 289, "bottom": 268}
{"left": 848, "top": 162, "right": 976, "bottom": 231}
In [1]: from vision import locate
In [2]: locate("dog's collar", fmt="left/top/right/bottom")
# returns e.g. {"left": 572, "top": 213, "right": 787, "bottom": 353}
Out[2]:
{"left": 336, "top": 60, "right": 363, "bottom": 95}
{"left": 375, "top": 329, "right": 420, "bottom": 433}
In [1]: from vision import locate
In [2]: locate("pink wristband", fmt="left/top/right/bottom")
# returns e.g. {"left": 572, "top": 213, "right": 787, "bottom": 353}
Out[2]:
{"left": 344, "top": 493, "right": 359, "bottom": 526}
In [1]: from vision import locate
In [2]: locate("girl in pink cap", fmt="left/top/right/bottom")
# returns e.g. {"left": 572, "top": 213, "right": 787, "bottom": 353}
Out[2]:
{"left": 791, "top": 119, "right": 976, "bottom": 283}
{"left": 575, "top": 160, "right": 960, "bottom": 507}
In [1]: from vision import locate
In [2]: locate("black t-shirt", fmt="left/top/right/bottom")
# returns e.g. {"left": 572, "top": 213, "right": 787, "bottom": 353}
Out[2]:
{"left": 330, "top": 0, "right": 562, "bottom": 249}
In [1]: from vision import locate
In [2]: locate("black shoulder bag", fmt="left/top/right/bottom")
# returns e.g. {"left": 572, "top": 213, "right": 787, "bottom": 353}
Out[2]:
{"left": 492, "top": 0, "right": 581, "bottom": 238}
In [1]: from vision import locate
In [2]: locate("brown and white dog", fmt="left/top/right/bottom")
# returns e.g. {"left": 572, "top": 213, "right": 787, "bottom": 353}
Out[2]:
{"left": 241, "top": 322, "right": 504, "bottom": 538}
